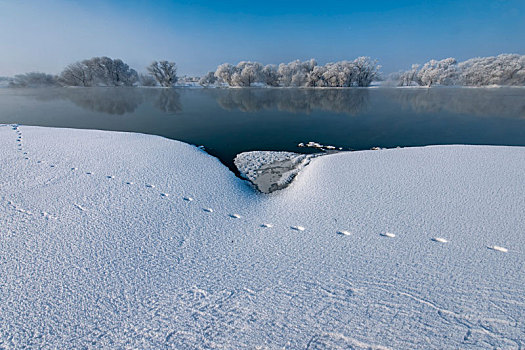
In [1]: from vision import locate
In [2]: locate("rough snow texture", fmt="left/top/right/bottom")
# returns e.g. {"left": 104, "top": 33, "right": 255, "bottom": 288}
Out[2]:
{"left": 234, "top": 151, "right": 312, "bottom": 193}
{"left": 1, "top": 125, "right": 525, "bottom": 349}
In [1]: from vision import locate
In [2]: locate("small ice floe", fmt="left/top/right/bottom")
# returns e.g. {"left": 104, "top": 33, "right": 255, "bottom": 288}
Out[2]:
{"left": 203, "top": 208, "right": 213, "bottom": 213}
{"left": 183, "top": 197, "right": 194, "bottom": 201}
{"left": 380, "top": 232, "right": 396, "bottom": 238}
{"left": 291, "top": 226, "right": 305, "bottom": 231}
{"left": 297, "top": 142, "right": 305, "bottom": 147}
{"left": 337, "top": 230, "right": 352, "bottom": 236}
{"left": 261, "top": 223, "right": 273, "bottom": 228}
{"left": 488, "top": 245, "right": 508, "bottom": 253}
{"left": 229, "top": 214, "right": 241, "bottom": 219}
{"left": 432, "top": 237, "right": 448, "bottom": 243}
{"left": 146, "top": 184, "right": 155, "bottom": 188}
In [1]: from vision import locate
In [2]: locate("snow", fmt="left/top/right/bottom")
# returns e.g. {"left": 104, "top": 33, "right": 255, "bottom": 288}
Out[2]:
{"left": 1, "top": 125, "right": 525, "bottom": 348}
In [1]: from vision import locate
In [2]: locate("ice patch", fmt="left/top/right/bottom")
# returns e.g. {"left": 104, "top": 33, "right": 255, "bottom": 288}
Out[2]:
{"left": 234, "top": 151, "right": 314, "bottom": 193}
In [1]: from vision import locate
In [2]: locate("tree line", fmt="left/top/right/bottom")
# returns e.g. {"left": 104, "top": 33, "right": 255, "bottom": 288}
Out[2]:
{"left": 390, "top": 54, "right": 525, "bottom": 87}
{"left": 200, "top": 57, "right": 380, "bottom": 87}
{"left": 4, "top": 54, "right": 525, "bottom": 88}
{"left": 7, "top": 58, "right": 178, "bottom": 88}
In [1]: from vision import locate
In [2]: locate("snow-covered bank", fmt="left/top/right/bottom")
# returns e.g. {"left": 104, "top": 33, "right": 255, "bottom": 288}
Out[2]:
{"left": 1, "top": 125, "right": 524, "bottom": 348}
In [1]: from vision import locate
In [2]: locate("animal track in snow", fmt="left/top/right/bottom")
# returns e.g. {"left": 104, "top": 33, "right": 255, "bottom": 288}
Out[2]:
{"left": 488, "top": 245, "right": 508, "bottom": 253}
{"left": 432, "top": 237, "right": 448, "bottom": 243}
{"left": 337, "top": 230, "right": 352, "bottom": 236}
{"left": 203, "top": 208, "right": 213, "bottom": 213}
{"left": 7, "top": 201, "right": 32, "bottom": 215}
{"left": 291, "top": 226, "right": 305, "bottom": 231}
{"left": 41, "top": 212, "right": 57, "bottom": 220}
{"left": 261, "top": 223, "right": 273, "bottom": 228}
{"left": 380, "top": 232, "right": 396, "bottom": 238}
{"left": 73, "top": 204, "right": 87, "bottom": 211}
{"left": 229, "top": 214, "right": 241, "bottom": 219}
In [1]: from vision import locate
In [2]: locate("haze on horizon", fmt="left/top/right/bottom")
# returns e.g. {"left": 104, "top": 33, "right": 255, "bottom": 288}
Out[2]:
{"left": 1, "top": 0, "right": 524, "bottom": 77}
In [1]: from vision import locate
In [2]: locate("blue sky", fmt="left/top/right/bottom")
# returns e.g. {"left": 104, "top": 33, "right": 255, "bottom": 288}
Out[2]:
{"left": 0, "top": 0, "right": 524, "bottom": 76}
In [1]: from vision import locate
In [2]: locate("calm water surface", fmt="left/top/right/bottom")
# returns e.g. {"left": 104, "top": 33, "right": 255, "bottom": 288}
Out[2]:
{"left": 1, "top": 87, "right": 524, "bottom": 172}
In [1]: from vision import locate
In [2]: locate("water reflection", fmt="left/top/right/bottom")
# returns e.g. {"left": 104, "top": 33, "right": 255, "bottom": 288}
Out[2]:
{"left": 211, "top": 88, "right": 369, "bottom": 115}
{"left": 19, "top": 87, "right": 525, "bottom": 119}
{"left": 384, "top": 88, "right": 525, "bottom": 118}
{"left": 32, "top": 88, "right": 182, "bottom": 115}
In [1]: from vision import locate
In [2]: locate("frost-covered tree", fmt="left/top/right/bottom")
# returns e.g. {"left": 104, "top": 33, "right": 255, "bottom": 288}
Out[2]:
{"left": 199, "top": 71, "right": 218, "bottom": 86}
{"left": 261, "top": 64, "right": 279, "bottom": 87}
{"left": 209, "top": 57, "right": 380, "bottom": 87}
{"left": 278, "top": 59, "right": 317, "bottom": 87}
{"left": 214, "top": 63, "right": 235, "bottom": 86}
{"left": 459, "top": 54, "right": 525, "bottom": 86}
{"left": 138, "top": 73, "right": 157, "bottom": 86}
{"left": 59, "top": 61, "right": 93, "bottom": 86}
{"left": 9, "top": 72, "right": 59, "bottom": 87}
{"left": 230, "top": 61, "right": 263, "bottom": 87}
{"left": 306, "top": 65, "right": 327, "bottom": 87}
{"left": 59, "top": 57, "right": 138, "bottom": 87}
{"left": 353, "top": 57, "right": 381, "bottom": 87}
{"left": 147, "top": 61, "right": 178, "bottom": 87}
{"left": 418, "top": 58, "right": 458, "bottom": 87}
{"left": 396, "top": 64, "right": 422, "bottom": 86}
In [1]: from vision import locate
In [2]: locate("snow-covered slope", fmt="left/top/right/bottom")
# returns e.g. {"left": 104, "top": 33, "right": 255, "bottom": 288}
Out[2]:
{"left": 1, "top": 125, "right": 524, "bottom": 349}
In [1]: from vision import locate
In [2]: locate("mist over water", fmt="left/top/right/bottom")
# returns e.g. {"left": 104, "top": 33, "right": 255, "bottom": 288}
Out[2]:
{"left": 1, "top": 87, "right": 524, "bottom": 172}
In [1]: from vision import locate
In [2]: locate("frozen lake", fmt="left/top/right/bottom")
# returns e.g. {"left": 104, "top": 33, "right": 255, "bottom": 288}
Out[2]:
{"left": 1, "top": 87, "right": 524, "bottom": 172}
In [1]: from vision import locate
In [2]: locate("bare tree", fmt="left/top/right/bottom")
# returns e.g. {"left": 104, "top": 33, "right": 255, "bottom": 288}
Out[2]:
{"left": 147, "top": 61, "right": 178, "bottom": 87}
